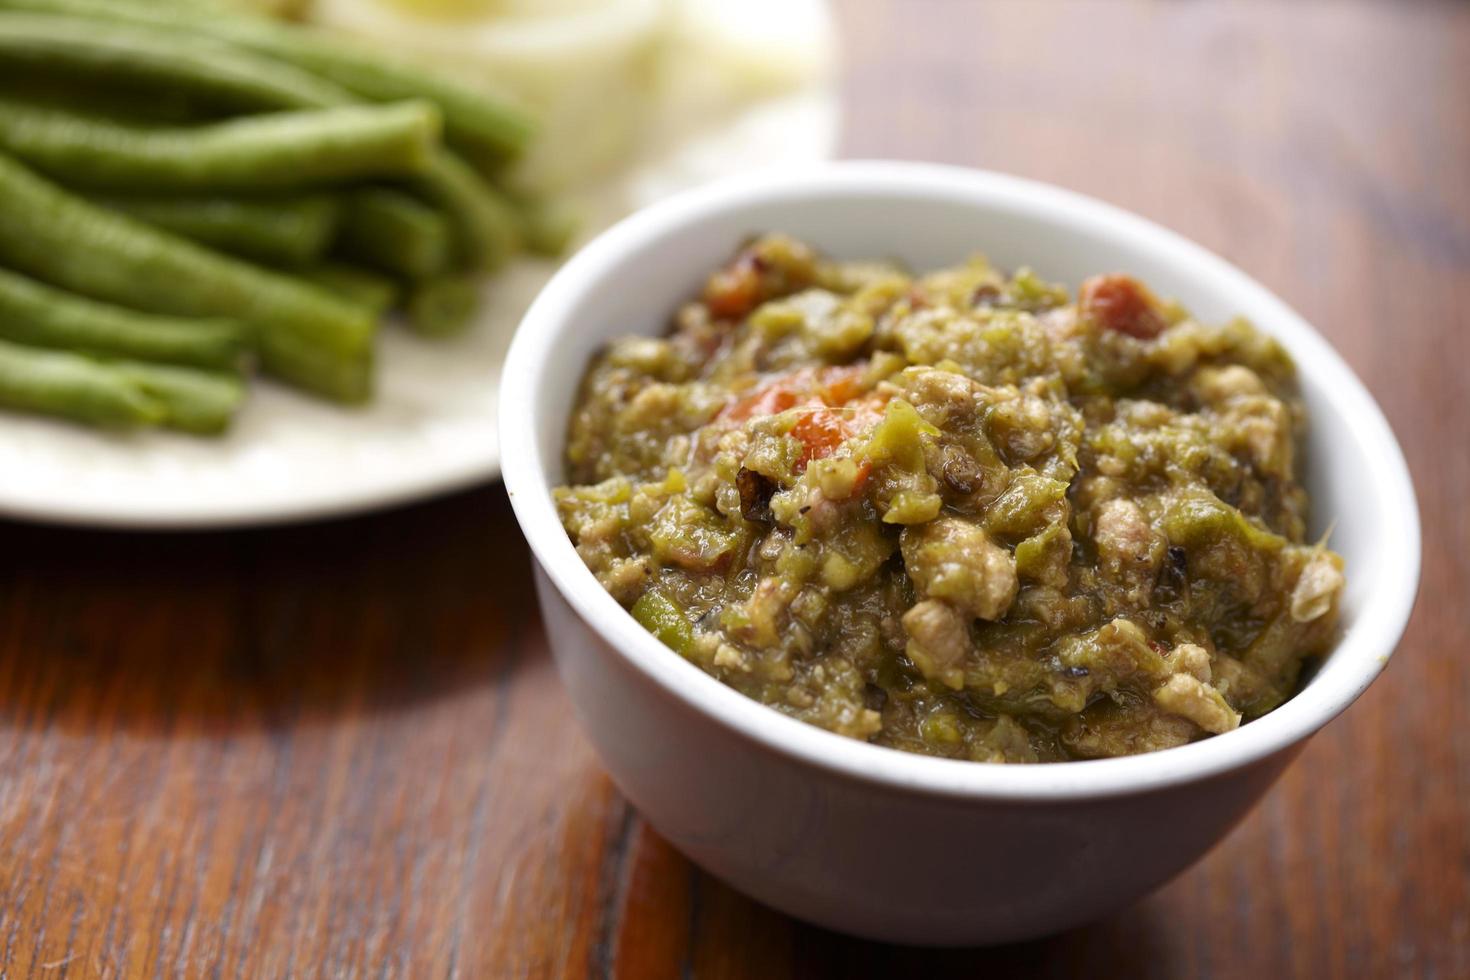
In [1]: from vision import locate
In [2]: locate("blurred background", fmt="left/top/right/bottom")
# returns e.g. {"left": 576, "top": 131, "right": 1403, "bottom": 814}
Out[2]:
{"left": 0, "top": 1, "right": 1464, "bottom": 977}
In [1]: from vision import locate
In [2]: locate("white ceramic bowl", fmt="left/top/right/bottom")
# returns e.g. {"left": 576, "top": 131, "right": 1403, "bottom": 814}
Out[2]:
{"left": 499, "top": 162, "right": 1420, "bottom": 946}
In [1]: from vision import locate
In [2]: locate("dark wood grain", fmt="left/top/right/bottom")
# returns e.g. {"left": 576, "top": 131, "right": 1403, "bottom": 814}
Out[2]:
{"left": 2, "top": 1, "right": 1467, "bottom": 976}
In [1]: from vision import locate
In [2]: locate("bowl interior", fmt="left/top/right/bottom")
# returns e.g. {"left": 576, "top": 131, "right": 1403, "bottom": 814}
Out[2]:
{"left": 506, "top": 163, "right": 1419, "bottom": 796}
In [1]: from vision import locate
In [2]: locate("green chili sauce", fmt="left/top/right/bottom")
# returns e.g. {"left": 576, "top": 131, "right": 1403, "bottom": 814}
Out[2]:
{"left": 555, "top": 235, "right": 1344, "bottom": 763}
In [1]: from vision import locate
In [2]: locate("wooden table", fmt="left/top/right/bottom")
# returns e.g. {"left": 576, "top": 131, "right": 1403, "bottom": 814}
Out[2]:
{"left": 2, "top": 1, "right": 1466, "bottom": 976}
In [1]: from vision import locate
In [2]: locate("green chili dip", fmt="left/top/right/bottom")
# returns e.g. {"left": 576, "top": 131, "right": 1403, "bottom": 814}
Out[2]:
{"left": 555, "top": 235, "right": 1345, "bottom": 762}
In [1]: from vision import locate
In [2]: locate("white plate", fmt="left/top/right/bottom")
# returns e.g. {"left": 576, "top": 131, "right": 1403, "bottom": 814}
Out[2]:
{"left": 0, "top": 13, "right": 838, "bottom": 530}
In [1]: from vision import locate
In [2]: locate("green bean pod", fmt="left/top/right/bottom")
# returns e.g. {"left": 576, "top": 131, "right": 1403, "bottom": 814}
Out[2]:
{"left": 235, "top": 22, "right": 535, "bottom": 167}
{"left": 340, "top": 188, "right": 451, "bottom": 280}
{"left": 0, "top": 266, "right": 248, "bottom": 369}
{"left": 0, "top": 0, "right": 535, "bottom": 162}
{"left": 3, "top": 72, "right": 206, "bottom": 125}
{"left": 0, "top": 12, "right": 345, "bottom": 112}
{"left": 406, "top": 273, "right": 481, "bottom": 338}
{"left": 0, "top": 336, "right": 162, "bottom": 427}
{"left": 512, "top": 195, "right": 579, "bottom": 258}
{"left": 0, "top": 5, "right": 525, "bottom": 266}
{"left": 297, "top": 262, "right": 399, "bottom": 316}
{"left": 114, "top": 360, "right": 243, "bottom": 434}
{"left": 0, "top": 96, "right": 441, "bottom": 192}
{"left": 0, "top": 150, "right": 375, "bottom": 402}
{"left": 91, "top": 193, "right": 341, "bottom": 266}
{"left": 255, "top": 324, "right": 371, "bottom": 402}
{"left": 416, "top": 151, "right": 520, "bottom": 270}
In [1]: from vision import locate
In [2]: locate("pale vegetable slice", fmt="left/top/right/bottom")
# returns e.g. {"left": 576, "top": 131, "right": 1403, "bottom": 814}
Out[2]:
{"left": 668, "top": 0, "right": 836, "bottom": 95}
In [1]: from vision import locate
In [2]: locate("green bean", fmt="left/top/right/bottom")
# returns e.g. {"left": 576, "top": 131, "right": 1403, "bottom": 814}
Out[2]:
{"left": 0, "top": 267, "right": 247, "bottom": 369}
{"left": 0, "top": 9, "right": 510, "bottom": 268}
{"left": 0, "top": 96, "right": 440, "bottom": 192}
{"left": 0, "top": 12, "right": 346, "bottom": 113}
{"left": 256, "top": 325, "right": 371, "bottom": 403}
{"left": 0, "top": 150, "right": 375, "bottom": 401}
{"left": 0, "top": 89, "right": 490, "bottom": 268}
{"left": 91, "top": 193, "right": 341, "bottom": 266}
{"left": 233, "top": 23, "right": 534, "bottom": 166}
{"left": 298, "top": 262, "right": 399, "bottom": 316}
{"left": 513, "top": 195, "right": 579, "bottom": 257}
{"left": 1, "top": 10, "right": 517, "bottom": 267}
{"left": 417, "top": 151, "right": 519, "bottom": 270}
{"left": 406, "top": 273, "right": 480, "bottom": 338}
{"left": 0, "top": 336, "right": 162, "bottom": 427}
{"left": 0, "top": 6, "right": 522, "bottom": 262}
{"left": 0, "top": 73, "right": 205, "bottom": 125}
{"left": 0, "top": 0, "right": 535, "bottom": 162}
{"left": 340, "top": 188, "right": 451, "bottom": 280}
{"left": 114, "top": 360, "right": 243, "bottom": 434}
{"left": 145, "top": 0, "right": 251, "bottom": 10}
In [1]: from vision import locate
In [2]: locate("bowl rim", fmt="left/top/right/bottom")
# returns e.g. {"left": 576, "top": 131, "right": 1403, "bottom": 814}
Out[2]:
{"left": 500, "top": 160, "right": 1421, "bottom": 802}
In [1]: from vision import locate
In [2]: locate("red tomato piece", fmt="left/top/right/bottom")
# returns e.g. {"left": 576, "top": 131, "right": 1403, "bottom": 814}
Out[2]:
{"left": 721, "top": 385, "right": 800, "bottom": 422}
{"left": 702, "top": 252, "right": 763, "bottom": 319}
{"left": 791, "top": 407, "right": 849, "bottom": 464}
{"left": 1079, "top": 273, "right": 1168, "bottom": 339}
{"left": 817, "top": 364, "right": 866, "bottom": 406}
